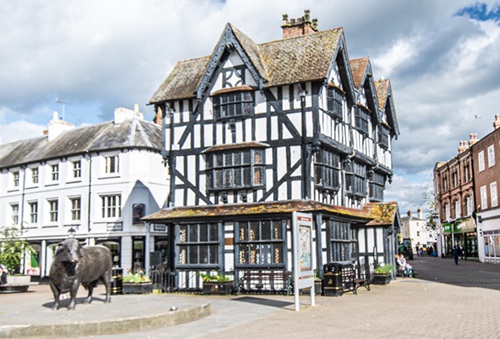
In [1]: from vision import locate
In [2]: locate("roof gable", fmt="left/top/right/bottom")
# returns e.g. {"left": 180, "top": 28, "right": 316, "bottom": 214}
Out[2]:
{"left": 350, "top": 57, "right": 379, "bottom": 122}
{"left": 375, "top": 79, "right": 400, "bottom": 138}
{"left": 150, "top": 25, "right": 346, "bottom": 104}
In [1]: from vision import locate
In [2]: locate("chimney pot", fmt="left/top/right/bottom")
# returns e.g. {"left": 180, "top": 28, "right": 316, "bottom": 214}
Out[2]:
{"left": 494, "top": 114, "right": 500, "bottom": 130}
{"left": 281, "top": 9, "right": 318, "bottom": 39}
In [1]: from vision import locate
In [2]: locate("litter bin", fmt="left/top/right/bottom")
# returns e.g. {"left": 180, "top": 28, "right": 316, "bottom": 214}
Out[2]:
{"left": 111, "top": 267, "right": 123, "bottom": 295}
{"left": 322, "top": 263, "right": 343, "bottom": 296}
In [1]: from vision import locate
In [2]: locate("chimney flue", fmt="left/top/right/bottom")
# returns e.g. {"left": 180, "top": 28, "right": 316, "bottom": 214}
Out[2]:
{"left": 281, "top": 9, "right": 318, "bottom": 39}
{"left": 494, "top": 114, "right": 500, "bottom": 130}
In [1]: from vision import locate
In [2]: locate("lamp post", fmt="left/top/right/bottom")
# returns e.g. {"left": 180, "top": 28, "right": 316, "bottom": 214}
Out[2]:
{"left": 68, "top": 227, "right": 76, "bottom": 238}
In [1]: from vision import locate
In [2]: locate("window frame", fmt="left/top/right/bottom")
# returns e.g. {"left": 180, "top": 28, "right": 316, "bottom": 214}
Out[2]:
{"left": 48, "top": 199, "right": 59, "bottom": 223}
{"left": 478, "top": 151, "right": 485, "bottom": 172}
{"left": 51, "top": 164, "right": 59, "bottom": 181}
{"left": 11, "top": 203, "right": 19, "bottom": 225}
{"left": 73, "top": 160, "right": 82, "bottom": 178}
{"left": 31, "top": 167, "right": 39, "bottom": 184}
{"left": 480, "top": 185, "right": 488, "bottom": 210}
{"left": 12, "top": 171, "right": 19, "bottom": 187}
{"left": 488, "top": 145, "right": 495, "bottom": 168}
{"left": 345, "top": 161, "right": 367, "bottom": 198}
{"left": 327, "top": 219, "right": 357, "bottom": 262}
{"left": 491, "top": 182, "right": 498, "bottom": 208}
{"left": 205, "top": 148, "right": 265, "bottom": 192}
{"left": 105, "top": 155, "right": 120, "bottom": 175}
{"left": 212, "top": 89, "right": 254, "bottom": 121}
{"left": 234, "top": 219, "right": 286, "bottom": 269}
{"left": 354, "top": 105, "right": 370, "bottom": 135}
{"left": 177, "top": 223, "right": 221, "bottom": 269}
{"left": 70, "top": 197, "right": 81, "bottom": 221}
{"left": 326, "top": 86, "right": 344, "bottom": 119}
{"left": 101, "top": 194, "right": 122, "bottom": 219}
{"left": 29, "top": 201, "right": 38, "bottom": 224}
{"left": 314, "top": 149, "right": 341, "bottom": 192}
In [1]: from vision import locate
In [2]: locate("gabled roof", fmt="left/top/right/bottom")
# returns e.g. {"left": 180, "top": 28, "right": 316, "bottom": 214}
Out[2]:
{"left": 350, "top": 57, "right": 370, "bottom": 89}
{"left": 350, "top": 57, "right": 379, "bottom": 122}
{"left": 375, "top": 79, "right": 400, "bottom": 137}
{"left": 0, "top": 118, "right": 162, "bottom": 169}
{"left": 150, "top": 24, "right": 344, "bottom": 104}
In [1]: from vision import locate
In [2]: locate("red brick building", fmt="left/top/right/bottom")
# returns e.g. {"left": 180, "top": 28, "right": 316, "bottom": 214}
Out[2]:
{"left": 434, "top": 135, "right": 475, "bottom": 257}
{"left": 470, "top": 115, "right": 500, "bottom": 263}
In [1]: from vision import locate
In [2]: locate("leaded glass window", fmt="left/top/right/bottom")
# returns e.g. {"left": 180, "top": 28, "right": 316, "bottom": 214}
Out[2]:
{"left": 355, "top": 106, "right": 370, "bottom": 135}
{"left": 327, "top": 219, "right": 357, "bottom": 262}
{"left": 178, "top": 223, "right": 220, "bottom": 267}
{"left": 345, "top": 161, "right": 367, "bottom": 198}
{"left": 315, "top": 149, "right": 340, "bottom": 191}
{"left": 206, "top": 148, "right": 265, "bottom": 191}
{"left": 326, "top": 87, "right": 343, "bottom": 119}
{"left": 213, "top": 91, "right": 254, "bottom": 120}
{"left": 236, "top": 220, "right": 285, "bottom": 268}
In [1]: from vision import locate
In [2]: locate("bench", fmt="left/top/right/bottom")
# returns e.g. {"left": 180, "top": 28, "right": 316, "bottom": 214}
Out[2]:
{"left": 238, "top": 270, "right": 292, "bottom": 295}
{"left": 342, "top": 264, "right": 370, "bottom": 295}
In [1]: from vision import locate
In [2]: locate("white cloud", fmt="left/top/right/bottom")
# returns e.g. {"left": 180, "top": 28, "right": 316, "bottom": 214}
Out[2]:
{"left": 1, "top": 0, "right": 500, "bottom": 214}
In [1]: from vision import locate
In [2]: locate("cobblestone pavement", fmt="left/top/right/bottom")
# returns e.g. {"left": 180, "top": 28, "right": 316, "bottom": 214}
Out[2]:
{"left": 98, "top": 257, "right": 500, "bottom": 339}
{"left": 3, "top": 257, "right": 500, "bottom": 339}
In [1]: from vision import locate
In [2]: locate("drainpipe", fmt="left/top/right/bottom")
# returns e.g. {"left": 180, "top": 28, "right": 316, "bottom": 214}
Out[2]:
{"left": 86, "top": 151, "right": 92, "bottom": 234}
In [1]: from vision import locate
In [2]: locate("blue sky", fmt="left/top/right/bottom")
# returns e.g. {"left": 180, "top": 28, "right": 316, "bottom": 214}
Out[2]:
{"left": 1, "top": 0, "right": 500, "bottom": 215}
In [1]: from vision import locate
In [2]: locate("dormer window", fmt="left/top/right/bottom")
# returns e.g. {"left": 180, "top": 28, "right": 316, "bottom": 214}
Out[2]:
{"left": 378, "top": 125, "right": 389, "bottom": 149}
{"left": 326, "top": 85, "right": 343, "bottom": 119}
{"left": 355, "top": 105, "right": 370, "bottom": 135}
{"left": 212, "top": 87, "right": 254, "bottom": 121}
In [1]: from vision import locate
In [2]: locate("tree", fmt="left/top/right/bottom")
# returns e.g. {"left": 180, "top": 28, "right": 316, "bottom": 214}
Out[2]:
{"left": 422, "top": 187, "right": 438, "bottom": 232}
{"left": 0, "top": 226, "right": 34, "bottom": 274}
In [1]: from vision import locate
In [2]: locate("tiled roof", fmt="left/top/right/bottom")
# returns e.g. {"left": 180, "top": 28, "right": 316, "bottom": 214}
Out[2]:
{"left": 150, "top": 24, "right": 343, "bottom": 103}
{"left": 143, "top": 199, "right": 400, "bottom": 227}
{"left": 364, "top": 201, "right": 399, "bottom": 226}
{"left": 374, "top": 79, "right": 390, "bottom": 110}
{"left": 143, "top": 199, "right": 371, "bottom": 221}
{"left": 350, "top": 57, "right": 369, "bottom": 89}
{"left": 0, "top": 118, "right": 162, "bottom": 168}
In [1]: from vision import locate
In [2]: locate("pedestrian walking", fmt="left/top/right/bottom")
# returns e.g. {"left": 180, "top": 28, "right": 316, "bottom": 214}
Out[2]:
{"left": 452, "top": 246, "right": 459, "bottom": 265}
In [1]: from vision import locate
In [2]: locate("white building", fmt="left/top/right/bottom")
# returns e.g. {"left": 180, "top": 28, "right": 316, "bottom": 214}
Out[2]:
{"left": 400, "top": 209, "right": 437, "bottom": 252}
{"left": 0, "top": 106, "right": 169, "bottom": 278}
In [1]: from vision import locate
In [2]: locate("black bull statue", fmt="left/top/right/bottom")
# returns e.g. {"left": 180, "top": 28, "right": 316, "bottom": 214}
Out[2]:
{"left": 49, "top": 238, "right": 113, "bottom": 310}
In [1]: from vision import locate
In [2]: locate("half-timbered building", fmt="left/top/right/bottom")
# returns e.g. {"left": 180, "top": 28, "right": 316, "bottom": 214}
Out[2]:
{"left": 144, "top": 10, "right": 401, "bottom": 292}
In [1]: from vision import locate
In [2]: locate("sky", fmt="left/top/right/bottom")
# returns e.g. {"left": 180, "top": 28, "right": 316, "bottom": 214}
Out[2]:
{"left": 1, "top": 0, "right": 500, "bottom": 215}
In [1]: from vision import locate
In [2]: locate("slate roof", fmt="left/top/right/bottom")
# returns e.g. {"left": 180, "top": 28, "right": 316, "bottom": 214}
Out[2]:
{"left": 0, "top": 118, "right": 162, "bottom": 169}
{"left": 143, "top": 199, "right": 400, "bottom": 227}
{"left": 150, "top": 24, "right": 343, "bottom": 103}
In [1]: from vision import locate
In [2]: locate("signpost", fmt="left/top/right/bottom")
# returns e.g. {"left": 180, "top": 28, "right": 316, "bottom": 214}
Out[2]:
{"left": 292, "top": 212, "right": 315, "bottom": 312}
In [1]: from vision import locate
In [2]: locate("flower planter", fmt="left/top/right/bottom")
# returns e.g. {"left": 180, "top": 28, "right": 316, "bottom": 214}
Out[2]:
{"left": 203, "top": 281, "right": 234, "bottom": 295}
{"left": 122, "top": 282, "right": 153, "bottom": 294}
{"left": 372, "top": 273, "right": 391, "bottom": 285}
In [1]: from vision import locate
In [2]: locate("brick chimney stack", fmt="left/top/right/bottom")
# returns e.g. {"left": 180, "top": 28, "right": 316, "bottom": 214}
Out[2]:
{"left": 458, "top": 141, "right": 468, "bottom": 153}
{"left": 468, "top": 133, "right": 478, "bottom": 146}
{"left": 418, "top": 208, "right": 423, "bottom": 219}
{"left": 282, "top": 9, "right": 318, "bottom": 39}
{"left": 407, "top": 210, "right": 412, "bottom": 217}
{"left": 494, "top": 114, "right": 500, "bottom": 130}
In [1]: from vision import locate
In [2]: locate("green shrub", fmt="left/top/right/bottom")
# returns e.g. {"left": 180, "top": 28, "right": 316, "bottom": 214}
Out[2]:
{"left": 374, "top": 264, "right": 393, "bottom": 274}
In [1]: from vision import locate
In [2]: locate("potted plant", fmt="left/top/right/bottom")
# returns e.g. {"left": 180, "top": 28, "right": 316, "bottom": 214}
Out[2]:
{"left": 122, "top": 271, "right": 153, "bottom": 294}
{"left": 199, "top": 272, "right": 233, "bottom": 295}
{"left": 372, "top": 264, "right": 393, "bottom": 285}
{"left": 0, "top": 226, "right": 33, "bottom": 291}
